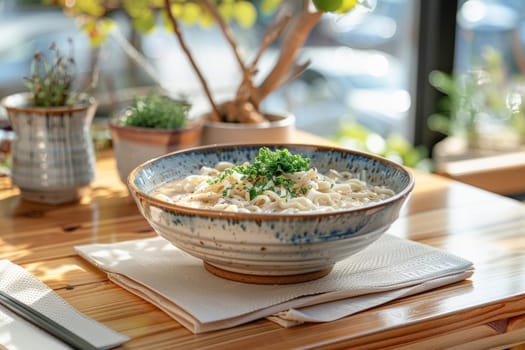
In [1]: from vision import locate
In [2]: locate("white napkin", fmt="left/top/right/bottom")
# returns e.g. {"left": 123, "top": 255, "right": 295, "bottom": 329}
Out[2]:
{"left": 0, "top": 260, "right": 129, "bottom": 350}
{"left": 75, "top": 235, "right": 473, "bottom": 334}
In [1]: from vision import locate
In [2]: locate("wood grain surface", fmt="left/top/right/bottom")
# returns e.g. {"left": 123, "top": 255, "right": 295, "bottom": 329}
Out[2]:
{"left": 1, "top": 130, "right": 525, "bottom": 349}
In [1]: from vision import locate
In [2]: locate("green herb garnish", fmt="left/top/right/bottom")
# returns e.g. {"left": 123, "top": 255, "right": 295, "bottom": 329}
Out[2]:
{"left": 209, "top": 147, "right": 311, "bottom": 200}
{"left": 122, "top": 91, "right": 190, "bottom": 129}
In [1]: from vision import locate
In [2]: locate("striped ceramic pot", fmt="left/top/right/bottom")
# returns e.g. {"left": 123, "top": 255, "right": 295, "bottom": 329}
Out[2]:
{"left": 1, "top": 92, "right": 97, "bottom": 204}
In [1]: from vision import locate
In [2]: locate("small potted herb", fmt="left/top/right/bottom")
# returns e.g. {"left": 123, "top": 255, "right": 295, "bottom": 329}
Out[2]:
{"left": 109, "top": 90, "right": 202, "bottom": 183}
{"left": 0, "top": 41, "right": 98, "bottom": 204}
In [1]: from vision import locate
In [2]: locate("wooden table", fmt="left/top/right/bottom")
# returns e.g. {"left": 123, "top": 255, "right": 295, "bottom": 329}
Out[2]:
{"left": 1, "top": 131, "right": 525, "bottom": 349}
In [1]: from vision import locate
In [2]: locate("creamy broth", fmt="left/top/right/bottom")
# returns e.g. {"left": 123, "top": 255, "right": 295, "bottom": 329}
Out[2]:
{"left": 150, "top": 161, "right": 395, "bottom": 214}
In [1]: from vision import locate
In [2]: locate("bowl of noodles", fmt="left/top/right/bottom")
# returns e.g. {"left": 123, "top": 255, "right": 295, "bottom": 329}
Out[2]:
{"left": 128, "top": 144, "right": 414, "bottom": 284}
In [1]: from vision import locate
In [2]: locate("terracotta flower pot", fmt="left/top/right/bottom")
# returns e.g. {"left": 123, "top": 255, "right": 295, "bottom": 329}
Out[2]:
{"left": 200, "top": 113, "right": 295, "bottom": 145}
{"left": 1, "top": 92, "right": 97, "bottom": 204}
{"left": 109, "top": 115, "right": 202, "bottom": 183}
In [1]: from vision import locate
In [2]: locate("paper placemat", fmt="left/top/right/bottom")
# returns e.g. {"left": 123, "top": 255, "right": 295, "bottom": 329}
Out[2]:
{"left": 75, "top": 234, "right": 473, "bottom": 333}
{"left": 0, "top": 260, "right": 129, "bottom": 350}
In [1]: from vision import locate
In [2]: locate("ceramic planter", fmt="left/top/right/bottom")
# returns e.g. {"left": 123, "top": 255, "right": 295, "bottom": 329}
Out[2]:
{"left": 1, "top": 92, "right": 97, "bottom": 204}
{"left": 200, "top": 113, "right": 295, "bottom": 145}
{"left": 109, "top": 116, "right": 202, "bottom": 184}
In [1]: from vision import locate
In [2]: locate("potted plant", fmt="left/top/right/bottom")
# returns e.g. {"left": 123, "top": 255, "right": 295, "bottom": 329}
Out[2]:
{"left": 0, "top": 41, "right": 98, "bottom": 205}
{"left": 429, "top": 48, "right": 525, "bottom": 153}
{"left": 109, "top": 90, "right": 202, "bottom": 183}
{"left": 53, "top": 0, "right": 360, "bottom": 144}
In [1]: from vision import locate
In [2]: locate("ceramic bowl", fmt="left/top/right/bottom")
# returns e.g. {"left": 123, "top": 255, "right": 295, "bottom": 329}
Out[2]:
{"left": 128, "top": 144, "right": 414, "bottom": 284}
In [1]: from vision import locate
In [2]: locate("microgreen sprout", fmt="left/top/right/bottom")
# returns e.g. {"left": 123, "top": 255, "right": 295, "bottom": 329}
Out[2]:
{"left": 209, "top": 147, "right": 312, "bottom": 200}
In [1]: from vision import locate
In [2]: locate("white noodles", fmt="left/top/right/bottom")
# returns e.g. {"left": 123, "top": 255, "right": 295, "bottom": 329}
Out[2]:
{"left": 150, "top": 161, "right": 395, "bottom": 214}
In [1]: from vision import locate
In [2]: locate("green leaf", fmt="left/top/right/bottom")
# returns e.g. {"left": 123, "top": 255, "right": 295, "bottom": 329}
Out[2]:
{"left": 386, "top": 134, "right": 412, "bottom": 156}
{"left": 123, "top": 0, "right": 149, "bottom": 18}
{"left": 403, "top": 148, "right": 422, "bottom": 168}
{"left": 233, "top": 1, "right": 257, "bottom": 28}
{"left": 181, "top": 2, "right": 202, "bottom": 25}
{"left": 429, "top": 70, "right": 456, "bottom": 95}
{"left": 82, "top": 19, "right": 115, "bottom": 47}
{"left": 218, "top": 2, "right": 234, "bottom": 21}
{"left": 260, "top": 0, "right": 282, "bottom": 14}
{"left": 337, "top": 0, "right": 359, "bottom": 13}
{"left": 122, "top": 91, "right": 190, "bottom": 129}
{"left": 338, "top": 122, "right": 369, "bottom": 142}
{"left": 199, "top": 9, "right": 215, "bottom": 28}
{"left": 132, "top": 10, "right": 156, "bottom": 33}
{"left": 427, "top": 113, "right": 451, "bottom": 134}
{"left": 76, "top": 0, "right": 105, "bottom": 16}
{"left": 149, "top": 0, "right": 164, "bottom": 7}
{"left": 313, "top": 0, "right": 343, "bottom": 12}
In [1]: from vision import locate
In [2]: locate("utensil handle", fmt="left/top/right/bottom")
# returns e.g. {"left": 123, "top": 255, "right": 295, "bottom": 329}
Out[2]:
{"left": 0, "top": 290, "right": 98, "bottom": 350}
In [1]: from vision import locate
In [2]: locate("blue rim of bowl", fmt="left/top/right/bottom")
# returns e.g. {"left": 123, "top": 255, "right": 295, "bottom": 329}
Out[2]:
{"left": 127, "top": 143, "right": 415, "bottom": 220}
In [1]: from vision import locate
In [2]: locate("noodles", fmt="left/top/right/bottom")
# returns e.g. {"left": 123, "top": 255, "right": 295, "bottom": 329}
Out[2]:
{"left": 150, "top": 151, "right": 396, "bottom": 214}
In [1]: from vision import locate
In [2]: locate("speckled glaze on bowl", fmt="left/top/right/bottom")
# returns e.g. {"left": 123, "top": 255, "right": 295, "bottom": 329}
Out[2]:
{"left": 128, "top": 144, "right": 414, "bottom": 284}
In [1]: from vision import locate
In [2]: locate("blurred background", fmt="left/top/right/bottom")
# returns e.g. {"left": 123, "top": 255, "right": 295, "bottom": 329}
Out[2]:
{"left": 0, "top": 0, "right": 419, "bottom": 138}
{"left": 1, "top": 0, "right": 524, "bottom": 198}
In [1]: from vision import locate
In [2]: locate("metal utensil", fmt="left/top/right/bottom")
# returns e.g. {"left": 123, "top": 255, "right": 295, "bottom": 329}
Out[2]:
{"left": 0, "top": 290, "right": 98, "bottom": 350}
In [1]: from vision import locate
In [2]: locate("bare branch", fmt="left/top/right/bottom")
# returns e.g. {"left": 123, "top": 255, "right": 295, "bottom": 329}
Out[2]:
{"left": 201, "top": 0, "right": 248, "bottom": 73}
{"left": 201, "top": 0, "right": 262, "bottom": 119}
{"left": 110, "top": 27, "right": 163, "bottom": 87}
{"left": 255, "top": 10, "right": 322, "bottom": 103}
{"left": 302, "top": 0, "right": 310, "bottom": 11}
{"left": 249, "top": 11, "right": 291, "bottom": 70}
{"left": 164, "top": 0, "right": 219, "bottom": 119}
{"left": 274, "top": 60, "right": 311, "bottom": 91}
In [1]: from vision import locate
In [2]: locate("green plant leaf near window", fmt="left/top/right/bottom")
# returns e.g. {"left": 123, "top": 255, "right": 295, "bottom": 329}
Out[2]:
{"left": 121, "top": 91, "right": 191, "bottom": 129}
{"left": 428, "top": 48, "right": 525, "bottom": 146}
{"left": 333, "top": 122, "right": 432, "bottom": 171}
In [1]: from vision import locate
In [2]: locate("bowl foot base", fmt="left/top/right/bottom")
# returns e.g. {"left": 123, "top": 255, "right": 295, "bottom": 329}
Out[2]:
{"left": 204, "top": 262, "right": 333, "bottom": 284}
